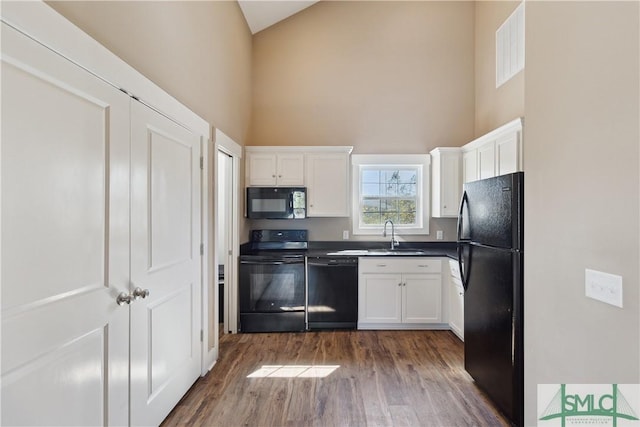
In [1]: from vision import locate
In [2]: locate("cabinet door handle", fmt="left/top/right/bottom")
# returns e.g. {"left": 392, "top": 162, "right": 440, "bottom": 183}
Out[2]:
{"left": 376, "top": 264, "right": 386, "bottom": 267}
{"left": 398, "top": 282, "right": 402, "bottom": 287}
{"left": 278, "top": 174, "right": 282, "bottom": 178}
{"left": 272, "top": 174, "right": 276, "bottom": 178}
{"left": 418, "top": 265, "right": 429, "bottom": 268}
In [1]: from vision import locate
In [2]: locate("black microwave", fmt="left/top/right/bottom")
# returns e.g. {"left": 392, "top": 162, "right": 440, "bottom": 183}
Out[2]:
{"left": 246, "top": 187, "right": 306, "bottom": 219}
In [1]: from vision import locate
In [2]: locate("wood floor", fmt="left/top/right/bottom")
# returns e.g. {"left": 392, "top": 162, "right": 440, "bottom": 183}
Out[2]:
{"left": 161, "top": 330, "right": 509, "bottom": 427}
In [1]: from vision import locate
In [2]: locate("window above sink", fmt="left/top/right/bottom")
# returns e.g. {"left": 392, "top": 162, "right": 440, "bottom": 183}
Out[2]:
{"left": 351, "top": 154, "right": 431, "bottom": 236}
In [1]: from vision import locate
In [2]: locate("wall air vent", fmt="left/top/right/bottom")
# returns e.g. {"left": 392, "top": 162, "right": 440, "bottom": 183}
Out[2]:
{"left": 496, "top": 2, "right": 525, "bottom": 88}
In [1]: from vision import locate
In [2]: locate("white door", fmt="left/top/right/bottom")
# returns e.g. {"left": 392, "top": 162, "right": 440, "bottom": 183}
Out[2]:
{"left": 276, "top": 153, "right": 305, "bottom": 186}
{"left": 129, "top": 101, "right": 202, "bottom": 426}
{"left": 246, "top": 152, "right": 277, "bottom": 186}
{"left": 359, "top": 274, "right": 403, "bottom": 324}
{"left": 306, "top": 153, "right": 350, "bottom": 217}
{"left": 1, "top": 22, "right": 130, "bottom": 426}
{"left": 403, "top": 274, "right": 442, "bottom": 323}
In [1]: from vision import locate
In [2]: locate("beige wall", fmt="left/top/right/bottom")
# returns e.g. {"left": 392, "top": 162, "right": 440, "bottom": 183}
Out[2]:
{"left": 249, "top": 1, "right": 475, "bottom": 151}
{"left": 47, "top": 0, "right": 252, "bottom": 144}
{"left": 246, "top": 1, "right": 475, "bottom": 242}
{"left": 474, "top": 1, "right": 524, "bottom": 137}
{"left": 524, "top": 2, "right": 639, "bottom": 425}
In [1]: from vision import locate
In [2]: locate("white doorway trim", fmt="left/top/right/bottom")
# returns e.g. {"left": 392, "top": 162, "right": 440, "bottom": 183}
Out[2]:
{"left": 216, "top": 130, "right": 242, "bottom": 335}
{"left": 202, "top": 128, "right": 242, "bottom": 373}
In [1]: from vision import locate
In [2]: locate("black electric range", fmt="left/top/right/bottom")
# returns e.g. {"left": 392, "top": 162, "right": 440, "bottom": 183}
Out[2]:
{"left": 239, "top": 230, "right": 308, "bottom": 332}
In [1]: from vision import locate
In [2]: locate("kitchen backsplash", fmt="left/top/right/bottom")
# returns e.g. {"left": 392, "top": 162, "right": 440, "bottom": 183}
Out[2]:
{"left": 245, "top": 217, "right": 458, "bottom": 243}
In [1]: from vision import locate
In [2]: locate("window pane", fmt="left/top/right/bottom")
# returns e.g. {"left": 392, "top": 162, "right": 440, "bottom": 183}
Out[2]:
{"left": 381, "top": 212, "right": 397, "bottom": 223}
{"left": 362, "top": 199, "right": 380, "bottom": 212}
{"left": 398, "top": 199, "right": 416, "bottom": 212}
{"left": 398, "top": 183, "right": 416, "bottom": 196}
{"left": 381, "top": 199, "right": 398, "bottom": 212}
{"left": 396, "top": 170, "right": 417, "bottom": 183}
{"left": 397, "top": 211, "right": 416, "bottom": 225}
{"left": 362, "top": 170, "right": 380, "bottom": 183}
{"left": 362, "top": 183, "right": 381, "bottom": 197}
{"left": 382, "top": 170, "right": 398, "bottom": 183}
{"left": 382, "top": 183, "right": 397, "bottom": 196}
{"left": 362, "top": 212, "right": 380, "bottom": 225}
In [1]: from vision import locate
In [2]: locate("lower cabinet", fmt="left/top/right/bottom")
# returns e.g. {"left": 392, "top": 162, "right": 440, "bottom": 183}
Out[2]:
{"left": 358, "top": 258, "right": 444, "bottom": 329}
{"left": 448, "top": 259, "right": 464, "bottom": 340}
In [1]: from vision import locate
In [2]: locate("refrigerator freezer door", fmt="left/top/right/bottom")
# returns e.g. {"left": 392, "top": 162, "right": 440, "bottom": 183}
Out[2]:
{"left": 462, "top": 172, "right": 523, "bottom": 250}
{"left": 464, "top": 244, "right": 523, "bottom": 426}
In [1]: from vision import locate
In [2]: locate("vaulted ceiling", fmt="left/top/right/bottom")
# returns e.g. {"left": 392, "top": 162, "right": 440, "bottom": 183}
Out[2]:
{"left": 237, "top": 1, "right": 319, "bottom": 34}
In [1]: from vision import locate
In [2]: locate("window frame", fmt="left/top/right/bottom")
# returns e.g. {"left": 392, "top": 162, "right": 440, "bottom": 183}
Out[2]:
{"left": 351, "top": 154, "right": 431, "bottom": 236}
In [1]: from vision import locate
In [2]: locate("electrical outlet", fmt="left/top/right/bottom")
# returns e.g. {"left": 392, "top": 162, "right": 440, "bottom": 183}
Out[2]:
{"left": 585, "top": 269, "right": 623, "bottom": 308}
{"left": 342, "top": 230, "right": 349, "bottom": 240}
{"left": 436, "top": 230, "right": 443, "bottom": 240}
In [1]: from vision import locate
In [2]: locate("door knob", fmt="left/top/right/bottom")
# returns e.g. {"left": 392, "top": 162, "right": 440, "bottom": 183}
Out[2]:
{"left": 116, "top": 292, "right": 133, "bottom": 306}
{"left": 133, "top": 287, "right": 150, "bottom": 299}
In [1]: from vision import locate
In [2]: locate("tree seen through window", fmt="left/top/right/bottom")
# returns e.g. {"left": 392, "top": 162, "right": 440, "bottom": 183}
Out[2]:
{"left": 361, "top": 168, "right": 417, "bottom": 226}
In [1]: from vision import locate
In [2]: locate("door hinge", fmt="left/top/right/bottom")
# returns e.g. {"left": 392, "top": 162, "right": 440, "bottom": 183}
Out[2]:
{"left": 200, "top": 156, "right": 204, "bottom": 170}
{"left": 200, "top": 329, "right": 203, "bottom": 342}
{"left": 200, "top": 243, "right": 204, "bottom": 256}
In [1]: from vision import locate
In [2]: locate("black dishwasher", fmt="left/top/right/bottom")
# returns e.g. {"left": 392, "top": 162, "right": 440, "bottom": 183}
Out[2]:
{"left": 307, "top": 256, "right": 358, "bottom": 330}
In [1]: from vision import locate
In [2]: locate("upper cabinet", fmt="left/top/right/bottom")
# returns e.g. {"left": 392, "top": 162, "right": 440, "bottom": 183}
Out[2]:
{"left": 245, "top": 146, "right": 353, "bottom": 217}
{"left": 462, "top": 117, "right": 523, "bottom": 183}
{"left": 245, "top": 151, "right": 304, "bottom": 186}
{"left": 430, "top": 147, "right": 462, "bottom": 218}
{"left": 306, "top": 151, "right": 351, "bottom": 217}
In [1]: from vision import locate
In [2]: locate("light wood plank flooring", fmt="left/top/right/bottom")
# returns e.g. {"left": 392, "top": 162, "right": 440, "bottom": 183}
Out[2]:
{"left": 161, "top": 330, "right": 509, "bottom": 427}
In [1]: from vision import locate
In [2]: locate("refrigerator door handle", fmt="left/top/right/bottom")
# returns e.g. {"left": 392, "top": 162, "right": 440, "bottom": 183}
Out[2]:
{"left": 458, "top": 244, "right": 468, "bottom": 291}
{"left": 457, "top": 191, "right": 468, "bottom": 241}
{"left": 457, "top": 191, "right": 469, "bottom": 290}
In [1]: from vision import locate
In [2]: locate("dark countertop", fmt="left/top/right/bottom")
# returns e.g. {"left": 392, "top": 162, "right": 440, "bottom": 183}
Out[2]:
{"left": 241, "top": 241, "right": 458, "bottom": 260}
{"left": 306, "top": 242, "right": 457, "bottom": 259}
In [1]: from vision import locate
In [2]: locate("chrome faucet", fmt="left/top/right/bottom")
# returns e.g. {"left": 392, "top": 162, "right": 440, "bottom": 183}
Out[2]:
{"left": 383, "top": 220, "right": 399, "bottom": 250}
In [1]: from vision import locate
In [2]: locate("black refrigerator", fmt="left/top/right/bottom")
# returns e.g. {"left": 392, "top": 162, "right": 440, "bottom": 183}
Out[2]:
{"left": 457, "top": 172, "right": 524, "bottom": 427}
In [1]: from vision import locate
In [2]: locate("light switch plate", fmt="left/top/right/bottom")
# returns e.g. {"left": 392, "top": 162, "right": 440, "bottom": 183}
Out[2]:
{"left": 342, "top": 230, "right": 349, "bottom": 240}
{"left": 436, "top": 230, "right": 443, "bottom": 240}
{"left": 585, "top": 269, "right": 623, "bottom": 308}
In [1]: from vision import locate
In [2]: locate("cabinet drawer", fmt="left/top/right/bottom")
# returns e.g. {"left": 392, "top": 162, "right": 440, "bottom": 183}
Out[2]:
{"left": 359, "top": 257, "right": 442, "bottom": 274}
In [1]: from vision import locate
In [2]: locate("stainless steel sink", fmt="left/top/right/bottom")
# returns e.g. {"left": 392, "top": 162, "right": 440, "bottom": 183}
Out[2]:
{"left": 325, "top": 249, "right": 427, "bottom": 256}
{"left": 325, "top": 249, "right": 370, "bottom": 256}
{"left": 367, "top": 249, "right": 427, "bottom": 256}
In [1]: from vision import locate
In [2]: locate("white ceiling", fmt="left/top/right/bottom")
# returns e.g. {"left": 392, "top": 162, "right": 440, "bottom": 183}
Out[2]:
{"left": 238, "top": 1, "right": 319, "bottom": 34}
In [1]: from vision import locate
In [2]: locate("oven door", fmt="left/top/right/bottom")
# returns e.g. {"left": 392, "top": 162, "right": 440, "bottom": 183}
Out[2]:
{"left": 239, "top": 257, "right": 306, "bottom": 332}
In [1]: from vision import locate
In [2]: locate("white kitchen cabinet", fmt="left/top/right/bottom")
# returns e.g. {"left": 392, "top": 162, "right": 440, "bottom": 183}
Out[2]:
{"left": 359, "top": 273, "right": 403, "bottom": 323}
{"left": 306, "top": 150, "right": 351, "bottom": 217}
{"left": 496, "top": 132, "right": 520, "bottom": 176}
{"left": 461, "top": 118, "right": 523, "bottom": 183}
{"left": 448, "top": 259, "right": 464, "bottom": 341}
{"left": 430, "top": 147, "right": 462, "bottom": 218}
{"left": 358, "top": 258, "right": 444, "bottom": 329}
{"left": 478, "top": 141, "right": 496, "bottom": 180}
{"left": 245, "top": 151, "right": 304, "bottom": 186}
{"left": 462, "top": 148, "right": 479, "bottom": 184}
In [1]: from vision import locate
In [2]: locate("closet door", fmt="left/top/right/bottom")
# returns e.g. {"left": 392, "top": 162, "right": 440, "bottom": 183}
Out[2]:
{"left": 130, "top": 101, "right": 202, "bottom": 426}
{"left": 1, "top": 22, "right": 130, "bottom": 426}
